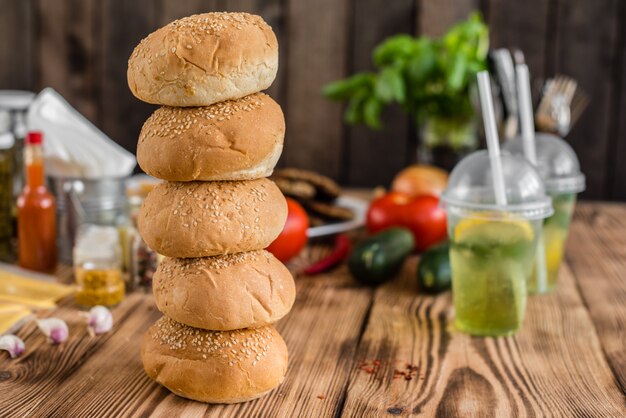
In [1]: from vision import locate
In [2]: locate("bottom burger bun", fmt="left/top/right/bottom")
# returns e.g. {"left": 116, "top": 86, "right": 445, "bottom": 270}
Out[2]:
{"left": 141, "top": 317, "right": 288, "bottom": 404}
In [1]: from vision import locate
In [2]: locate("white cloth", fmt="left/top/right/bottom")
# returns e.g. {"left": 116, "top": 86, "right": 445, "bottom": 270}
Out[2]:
{"left": 27, "top": 88, "right": 136, "bottom": 178}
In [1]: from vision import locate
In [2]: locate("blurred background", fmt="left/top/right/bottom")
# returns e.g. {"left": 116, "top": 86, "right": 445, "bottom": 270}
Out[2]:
{"left": 0, "top": 0, "right": 623, "bottom": 200}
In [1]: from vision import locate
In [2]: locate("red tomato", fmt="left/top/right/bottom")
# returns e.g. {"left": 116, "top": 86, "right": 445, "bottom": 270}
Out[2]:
{"left": 267, "top": 198, "right": 309, "bottom": 262}
{"left": 366, "top": 192, "right": 411, "bottom": 233}
{"left": 402, "top": 195, "right": 447, "bottom": 251}
{"left": 367, "top": 192, "right": 447, "bottom": 252}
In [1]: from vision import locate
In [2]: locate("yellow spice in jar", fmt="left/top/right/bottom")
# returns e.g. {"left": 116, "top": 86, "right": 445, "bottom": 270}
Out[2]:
{"left": 75, "top": 268, "right": 125, "bottom": 307}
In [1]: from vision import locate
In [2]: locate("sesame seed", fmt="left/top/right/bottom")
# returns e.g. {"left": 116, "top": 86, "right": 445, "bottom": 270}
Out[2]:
{"left": 138, "top": 93, "right": 267, "bottom": 140}
{"left": 152, "top": 317, "right": 275, "bottom": 367}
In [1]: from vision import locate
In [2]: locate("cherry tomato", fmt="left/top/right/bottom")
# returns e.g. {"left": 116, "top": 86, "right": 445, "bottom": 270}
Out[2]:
{"left": 366, "top": 192, "right": 447, "bottom": 252}
{"left": 267, "top": 198, "right": 309, "bottom": 262}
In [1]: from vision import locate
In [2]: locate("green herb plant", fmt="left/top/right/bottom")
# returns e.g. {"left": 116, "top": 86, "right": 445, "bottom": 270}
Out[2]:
{"left": 323, "top": 13, "right": 489, "bottom": 135}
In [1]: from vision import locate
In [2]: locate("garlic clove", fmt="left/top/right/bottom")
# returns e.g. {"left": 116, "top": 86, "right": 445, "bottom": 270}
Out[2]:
{"left": 0, "top": 334, "right": 25, "bottom": 358}
{"left": 36, "top": 318, "right": 69, "bottom": 344}
{"left": 84, "top": 306, "right": 113, "bottom": 336}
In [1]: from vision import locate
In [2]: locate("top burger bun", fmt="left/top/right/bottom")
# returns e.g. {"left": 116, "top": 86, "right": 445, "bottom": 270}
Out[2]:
{"left": 127, "top": 12, "right": 278, "bottom": 106}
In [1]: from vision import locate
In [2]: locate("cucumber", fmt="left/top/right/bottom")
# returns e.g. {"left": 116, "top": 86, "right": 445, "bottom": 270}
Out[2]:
{"left": 349, "top": 227, "right": 415, "bottom": 285}
{"left": 417, "top": 242, "right": 451, "bottom": 293}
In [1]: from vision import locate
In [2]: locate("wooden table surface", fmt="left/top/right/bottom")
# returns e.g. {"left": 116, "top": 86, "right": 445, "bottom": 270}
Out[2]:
{"left": 1, "top": 202, "right": 625, "bottom": 417}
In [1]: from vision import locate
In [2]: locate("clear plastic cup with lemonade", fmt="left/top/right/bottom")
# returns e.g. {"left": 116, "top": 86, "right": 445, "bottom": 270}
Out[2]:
{"left": 441, "top": 151, "right": 553, "bottom": 336}
{"left": 504, "top": 133, "right": 585, "bottom": 294}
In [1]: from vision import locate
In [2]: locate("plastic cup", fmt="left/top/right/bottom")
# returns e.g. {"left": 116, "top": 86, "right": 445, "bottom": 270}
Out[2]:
{"left": 441, "top": 151, "right": 553, "bottom": 336}
{"left": 504, "top": 133, "right": 585, "bottom": 294}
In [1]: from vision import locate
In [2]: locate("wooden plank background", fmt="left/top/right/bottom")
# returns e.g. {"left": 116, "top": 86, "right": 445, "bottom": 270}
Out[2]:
{"left": 0, "top": 0, "right": 624, "bottom": 200}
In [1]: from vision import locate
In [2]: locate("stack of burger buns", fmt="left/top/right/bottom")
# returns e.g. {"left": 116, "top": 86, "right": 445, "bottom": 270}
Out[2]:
{"left": 127, "top": 12, "right": 294, "bottom": 404}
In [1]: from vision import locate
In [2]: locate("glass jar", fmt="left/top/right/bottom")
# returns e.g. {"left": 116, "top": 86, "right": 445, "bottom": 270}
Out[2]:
{"left": 0, "top": 132, "right": 14, "bottom": 261}
{"left": 0, "top": 91, "right": 35, "bottom": 201}
{"left": 130, "top": 233, "right": 159, "bottom": 290}
{"left": 73, "top": 225, "right": 125, "bottom": 307}
{"left": 418, "top": 115, "right": 478, "bottom": 172}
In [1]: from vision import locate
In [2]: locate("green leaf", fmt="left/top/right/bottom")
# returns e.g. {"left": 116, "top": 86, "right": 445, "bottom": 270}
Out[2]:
{"left": 322, "top": 73, "right": 373, "bottom": 100}
{"left": 363, "top": 97, "right": 383, "bottom": 129}
{"left": 407, "top": 40, "right": 437, "bottom": 81}
{"left": 345, "top": 99, "right": 363, "bottom": 125}
{"left": 344, "top": 87, "right": 371, "bottom": 125}
{"left": 373, "top": 35, "right": 415, "bottom": 66}
{"left": 323, "top": 13, "right": 489, "bottom": 131}
{"left": 446, "top": 53, "right": 468, "bottom": 92}
{"left": 375, "top": 67, "right": 405, "bottom": 103}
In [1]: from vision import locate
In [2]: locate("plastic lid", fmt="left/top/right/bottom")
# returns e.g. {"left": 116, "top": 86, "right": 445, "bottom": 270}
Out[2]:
{"left": 503, "top": 133, "right": 585, "bottom": 194}
{"left": 26, "top": 131, "right": 43, "bottom": 145}
{"left": 0, "top": 90, "right": 35, "bottom": 110}
{"left": 441, "top": 150, "right": 553, "bottom": 220}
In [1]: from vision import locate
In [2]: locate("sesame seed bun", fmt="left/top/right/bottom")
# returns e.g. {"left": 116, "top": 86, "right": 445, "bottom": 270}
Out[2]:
{"left": 137, "top": 93, "right": 284, "bottom": 182}
{"left": 127, "top": 12, "right": 278, "bottom": 106}
{"left": 137, "top": 178, "right": 287, "bottom": 258}
{"left": 153, "top": 250, "right": 295, "bottom": 331}
{"left": 141, "top": 317, "right": 288, "bottom": 403}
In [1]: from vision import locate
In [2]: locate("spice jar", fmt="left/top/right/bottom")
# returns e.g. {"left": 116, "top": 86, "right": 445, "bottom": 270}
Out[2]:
{"left": 73, "top": 225, "right": 125, "bottom": 307}
{"left": 0, "top": 90, "right": 34, "bottom": 202}
{"left": 130, "top": 233, "right": 159, "bottom": 290}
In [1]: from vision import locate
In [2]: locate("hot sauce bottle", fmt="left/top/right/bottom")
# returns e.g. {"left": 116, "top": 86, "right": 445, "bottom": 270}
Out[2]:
{"left": 17, "top": 131, "right": 57, "bottom": 273}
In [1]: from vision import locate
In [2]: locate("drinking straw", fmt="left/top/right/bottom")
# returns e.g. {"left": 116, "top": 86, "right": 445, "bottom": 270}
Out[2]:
{"left": 516, "top": 65, "right": 537, "bottom": 165}
{"left": 516, "top": 64, "right": 548, "bottom": 292}
{"left": 477, "top": 71, "right": 508, "bottom": 206}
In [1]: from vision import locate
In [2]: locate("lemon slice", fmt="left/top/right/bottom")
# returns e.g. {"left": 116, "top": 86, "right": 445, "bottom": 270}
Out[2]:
{"left": 454, "top": 217, "right": 534, "bottom": 244}
{"left": 544, "top": 227, "right": 567, "bottom": 271}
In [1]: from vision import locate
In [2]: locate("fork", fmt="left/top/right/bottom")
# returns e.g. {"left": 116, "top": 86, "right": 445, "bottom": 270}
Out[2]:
{"left": 535, "top": 75, "right": 589, "bottom": 136}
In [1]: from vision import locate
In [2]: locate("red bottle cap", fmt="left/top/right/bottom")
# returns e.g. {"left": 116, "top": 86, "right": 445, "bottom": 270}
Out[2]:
{"left": 26, "top": 131, "right": 43, "bottom": 145}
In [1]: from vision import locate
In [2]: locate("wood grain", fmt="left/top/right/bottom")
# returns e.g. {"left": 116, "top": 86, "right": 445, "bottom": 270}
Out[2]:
{"left": 416, "top": 0, "right": 478, "bottom": 37}
{"left": 341, "top": 258, "right": 626, "bottom": 417}
{"left": 99, "top": 0, "right": 159, "bottom": 154}
{"left": 36, "top": 0, "right": 100, "bottom": 121}
{"left": 1, "top": 203, "right": 626, "bottom": 416}
{"left": 566, "top": 203, "right": 626, "bottom": 392}
{"left": 608, "top": 1, "right": 626, "bottom": 200}
{"left": 0, "top": 0, "right": 625, "bottom": 199}
{"left": 159, "top": 0, "right": 220, "bottom": 25}
{"left": 281, "top": 0, "right": 350, "bottom": 179}
{"left": 0, "top": 293, "right": 159, "bottom": 417}
{"left": 487, "top": 0, "right": 551, "bottom": 84}
{"left": 343, "top": 0, "right": 414, "bottom": 187}
{"left": 552, "top": 0, "right": 621, "bottom": 199}
{"left": 0, "top": 246, "right": 374, "bottom": 417}
{"left": 0, "top": 0, "right": 34, "bottom": 90}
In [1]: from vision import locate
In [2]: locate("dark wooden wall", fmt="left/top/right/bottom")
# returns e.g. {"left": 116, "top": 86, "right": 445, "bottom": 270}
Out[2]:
{"left": 0, "top": 0, "right": 624, "bottom": 200}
